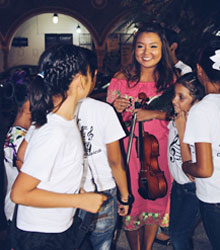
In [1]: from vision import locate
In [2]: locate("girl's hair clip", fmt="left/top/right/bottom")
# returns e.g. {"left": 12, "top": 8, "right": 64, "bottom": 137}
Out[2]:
{"left": 210, "top": 49, "right": 220, "bottom": 71}
{"left": 37, "top": 71, "right": 44, "bottom": 78}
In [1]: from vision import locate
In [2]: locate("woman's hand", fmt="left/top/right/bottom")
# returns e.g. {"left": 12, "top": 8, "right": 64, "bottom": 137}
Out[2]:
{"left": 113, "top": 97, "right": 130, "bottom": 113}
{"left": 133, "top": 109, "right": 154, "bottom": 122}
{"left": 133, "top": 109, "right": 165, "bottom": 122}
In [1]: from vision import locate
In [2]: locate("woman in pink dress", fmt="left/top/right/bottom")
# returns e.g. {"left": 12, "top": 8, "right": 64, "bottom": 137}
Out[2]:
{"left": 107, "top": 22, "right": 176, "bottom": 250}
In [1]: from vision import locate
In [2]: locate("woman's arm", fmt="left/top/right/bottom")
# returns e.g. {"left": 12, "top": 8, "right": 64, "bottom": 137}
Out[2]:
{"left": 134, "top": 108, "right": 167, "bottom": 121}
{"left": 11, "top": 172, "right": 107, "bottom": 213}
{"left": 182, "top": 142, "right": 213, "bottom": 178}
{"left": 106, "top": 140, "right": 129, "bottom": 216}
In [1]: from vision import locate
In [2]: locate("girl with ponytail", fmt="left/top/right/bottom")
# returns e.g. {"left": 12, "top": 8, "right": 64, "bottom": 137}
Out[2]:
{"left": 10, "top": 44, "right": 106, "bottom": 250}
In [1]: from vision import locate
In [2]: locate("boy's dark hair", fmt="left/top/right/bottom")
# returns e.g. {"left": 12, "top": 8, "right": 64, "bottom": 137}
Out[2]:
{"left": 80, "top": 47, "right": 97, "bottom": 79}
{"left": 164, "top": 28, "right": 180, "bottom": 54}
{"left": 198, "top": 38, "right": 220, "bottom": 83}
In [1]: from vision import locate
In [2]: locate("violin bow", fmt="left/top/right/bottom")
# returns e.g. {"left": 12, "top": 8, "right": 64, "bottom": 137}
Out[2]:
{"left": 126, "top": 111, "right": 137, "bottom": 166}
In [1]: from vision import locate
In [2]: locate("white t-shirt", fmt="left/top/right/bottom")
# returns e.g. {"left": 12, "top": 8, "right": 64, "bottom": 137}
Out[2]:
{"left": 17, "top": 113, "right": 84, "bottom": 233}
{"left": 168, "top": 120, "right": 195, "bottom": 184}
{"left": 77, "top": 97, "right": 126, "bottom": 192}
{"left": 24, "top": 123, "right": 35, "bottom": 142}
{"left": 184, "top": 94, "right": 220, "bottom": 203}
{"left": 4, "top": 126, "right": 27, "bottom": 221}
{"left": 175, "top": 60, "right": 192, "bottom": 76}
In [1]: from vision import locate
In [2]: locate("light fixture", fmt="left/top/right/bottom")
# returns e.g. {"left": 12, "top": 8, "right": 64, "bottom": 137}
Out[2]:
{"left": 52, "top": 13, "right": 58, "bottom": 24}
{"left": 76, "top": 24, "right": 81, "bottom": 33}
{"left": 134, "top": 24, "right": 138, "bottom": 32}
{"left": 216, "top": 30, "right": 220, "bottom": 36}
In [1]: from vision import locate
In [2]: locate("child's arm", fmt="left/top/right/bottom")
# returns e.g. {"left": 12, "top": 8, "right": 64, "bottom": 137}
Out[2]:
{"left": 182, "top": 142, "right": 213, "bottom": 178}
{"left": 175, "top": 111, "right": 191, "bottom": 162}
{"left": 106, "top": 140, "right": 129, "bottom": 216}
{"left": 175, "top": 111, "right": 194, "bottom": 181}
{"left": 11, "top": 171, "right": 107, "bottom": 213}
{"left": 16, "top": 139, "right": 28, "bottom": 170}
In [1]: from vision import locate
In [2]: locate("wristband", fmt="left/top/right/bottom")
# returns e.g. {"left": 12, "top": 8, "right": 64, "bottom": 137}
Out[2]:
{"left": 118, "top": 194, "right": 134, "bottom": 205}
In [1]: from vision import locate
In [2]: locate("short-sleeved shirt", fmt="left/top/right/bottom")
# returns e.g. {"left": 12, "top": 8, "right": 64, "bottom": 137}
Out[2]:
{"left": 77, "top": 97, "right": 126, "bottom": 192}
{"left": 168, "top": 120, "right": 195, "bottom": 184}
{"left": 4, "top": 126, "right": 27, "bottom": 221}
{"left": 175, "top": 60, "right": 192, "bottom": 76}
{"left": 17, "top": 113, "right": 84, "bottom": 233}
{"left": 184, "top": 94, "right": 220, "bottom": 203}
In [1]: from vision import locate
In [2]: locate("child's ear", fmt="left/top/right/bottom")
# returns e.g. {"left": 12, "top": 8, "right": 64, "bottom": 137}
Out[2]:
{"left": 68, "top": 73, "right": 83, "bottom": 94}
{"left": 79, "top": 74, "right": 87, "bottom": 90}
{"left": 197, "top": 64, "right": 208, "bottom": 84}
{"left": 170, "top": 42, "right": 178, "bottom": 52}
{"left": 196, "top": 64, "right": 202, "bottom": 76}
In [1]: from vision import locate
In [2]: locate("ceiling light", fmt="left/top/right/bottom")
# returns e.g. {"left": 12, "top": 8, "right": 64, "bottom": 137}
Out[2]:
{"left": 76, "top": 24, "right": 81, "bottom": 33}
{"left": 134, "top": 24, "right": 138, "bottom": 32}
{"left": 53, "top": 13, "right": 58, "bottom": 24}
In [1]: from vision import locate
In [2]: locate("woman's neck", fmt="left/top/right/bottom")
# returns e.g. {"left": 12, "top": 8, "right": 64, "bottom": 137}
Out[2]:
{"left": 140, "top": 67, "right": 156, "bottom": 82}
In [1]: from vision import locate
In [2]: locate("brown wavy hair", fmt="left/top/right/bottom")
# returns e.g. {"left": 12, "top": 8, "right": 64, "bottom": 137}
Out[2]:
{"left": 121, "top": 22, "right": 176, "bottom": 92}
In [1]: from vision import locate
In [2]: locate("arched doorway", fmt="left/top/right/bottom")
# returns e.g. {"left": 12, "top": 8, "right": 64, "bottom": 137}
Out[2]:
{"left": 7, "top": 13, "right": 93, "bottom": 69}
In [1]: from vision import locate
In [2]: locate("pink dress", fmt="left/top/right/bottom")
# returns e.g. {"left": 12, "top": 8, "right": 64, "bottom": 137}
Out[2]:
{"left": 107, "top": 78, "right": 172, "bottom": 231}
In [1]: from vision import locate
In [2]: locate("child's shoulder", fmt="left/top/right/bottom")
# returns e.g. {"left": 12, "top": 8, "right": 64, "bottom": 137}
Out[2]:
{"left": 82, "top": 98, "right": 114, "bottom": 116}
{"left": 85, "top": 97, "right": 111, "bottom": 108}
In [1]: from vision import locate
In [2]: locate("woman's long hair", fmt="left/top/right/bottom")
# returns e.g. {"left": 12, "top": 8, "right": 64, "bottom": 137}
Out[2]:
{"left": 30, "top": 44, "right": 89, "bottom": 127}
{"left": 121, "top": 22, "right": 176, "bottom": 92}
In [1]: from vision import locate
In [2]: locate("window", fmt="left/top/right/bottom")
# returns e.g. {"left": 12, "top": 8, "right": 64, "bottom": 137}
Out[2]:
{"left": 45, "top": 34, "right": 73, "bottom": 49}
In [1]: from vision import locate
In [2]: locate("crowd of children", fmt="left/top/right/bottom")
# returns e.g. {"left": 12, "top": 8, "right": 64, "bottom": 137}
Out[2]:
{"left": 1, "top": 21, "right": 220, "bottom": 250}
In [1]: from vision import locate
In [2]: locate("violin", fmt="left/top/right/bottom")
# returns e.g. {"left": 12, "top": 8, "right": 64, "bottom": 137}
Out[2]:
{"left": 136, "top": 93, "right": 167, "bottom": 200}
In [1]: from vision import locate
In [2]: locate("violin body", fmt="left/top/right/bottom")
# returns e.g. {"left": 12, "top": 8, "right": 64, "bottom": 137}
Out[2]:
{"left": 127, "top": 92, "right": 168, "bottom": 200}
{"left": 138, "top": 132, "right": 167, "bottom": 200}
{"left": 136, "top": 92, "right": 168, "bottom": 200}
